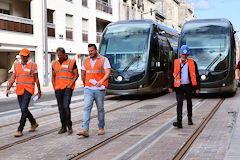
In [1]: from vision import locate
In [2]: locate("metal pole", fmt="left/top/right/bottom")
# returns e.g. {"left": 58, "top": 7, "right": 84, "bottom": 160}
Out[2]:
{"left": 43, "top": 0, "right": 48, "bottom": 86}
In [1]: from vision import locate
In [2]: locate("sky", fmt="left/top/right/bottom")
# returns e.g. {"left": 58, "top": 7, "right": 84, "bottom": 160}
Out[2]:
{"left": 186, "top": 0, "right": 240, "bottom": 35}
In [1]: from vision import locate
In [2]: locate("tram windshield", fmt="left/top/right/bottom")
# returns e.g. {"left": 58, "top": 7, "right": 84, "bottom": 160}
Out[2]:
{"left": 180, "top": 22, "right": 230, "bottom": 71}
{"left": 99, "top": 23, "right": 151, "bottom": 72}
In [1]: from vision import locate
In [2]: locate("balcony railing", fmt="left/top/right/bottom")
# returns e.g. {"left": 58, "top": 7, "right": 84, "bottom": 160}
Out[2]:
{"left": 96, "top": 0, "right": 112, "bottom": 14}
{"left": 96, "top": 32, "right": 102, "bottom": 43}
{"left": 47, "top": 23, "right": 55, "bottom": 37}
{"left": 0, "top": 13, "right": 33, "bottom": 34}
{"left": 82, "top": 30, "right": 88, "bottom": 42}
{"left": 66, "top": 27, "right": 73, "bottom": 40}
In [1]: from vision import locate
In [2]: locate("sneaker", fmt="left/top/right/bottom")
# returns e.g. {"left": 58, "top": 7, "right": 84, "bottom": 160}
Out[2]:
{"left": 14, "top": 131, "right": 23, "bottom": 137}
{"left": 173, "top": 121, "right": 182, "bottom": 128}
{"left": 76, "top": 129, "right": 89, "bottom": 137}
{"left": 188, "top": 119, "right": 193, "bottom": 125}
{"left": 29, "top": 123, "right": 39, "bottom": 132}
{"left": 68, "top": 128, "right": 73, "bottom": 135}
{"left": 58, "top": 128, "right": 67, "bottom": 134}
{"left": 97, "top": 128, "right": 104, "bottom": 135}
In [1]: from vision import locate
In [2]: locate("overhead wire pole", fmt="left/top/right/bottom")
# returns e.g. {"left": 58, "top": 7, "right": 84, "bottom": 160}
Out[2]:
{"left": 43, "top": 0, "right": 48, "bottom": 86}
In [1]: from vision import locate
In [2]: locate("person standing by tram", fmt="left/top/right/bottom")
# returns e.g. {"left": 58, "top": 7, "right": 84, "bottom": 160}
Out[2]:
{"left": 235, "top": 60, "right": 240, "bottom": 80}
{"left": 6, "top": 48, "right": 41, "bottom": 137}
{"left": 52, "top": 47, "right": 79, "bottom": 135}
{"left": 168, "top": 45, "right": 200, "bottom": 128}
{"left": 76, "top": 44, "right": 111, "bottom": 137}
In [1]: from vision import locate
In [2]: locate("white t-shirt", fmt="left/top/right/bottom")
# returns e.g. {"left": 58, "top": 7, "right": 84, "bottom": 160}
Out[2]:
{"left": 82, "top": 54, "right": 111, "bottom": 90}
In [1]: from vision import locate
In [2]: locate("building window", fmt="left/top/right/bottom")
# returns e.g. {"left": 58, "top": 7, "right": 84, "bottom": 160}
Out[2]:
{"left": 82, "top": 18, "right": 88, "bottom": 42}
{"left": 0, "top": 2, "right": 10, "bottom": 15}
{"left": 82, "top": 0, "right": 88, "bottom": 7}
{"left": 66, "top": 14, "right": 73, "bottom": 40}
{"left": 47, "top": 9, "right": 55, "bottom": 37}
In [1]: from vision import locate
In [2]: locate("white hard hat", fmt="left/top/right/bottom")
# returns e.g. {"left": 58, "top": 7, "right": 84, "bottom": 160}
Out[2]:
{"left": 16, "top": 55, "right": 20, "bottom": 59}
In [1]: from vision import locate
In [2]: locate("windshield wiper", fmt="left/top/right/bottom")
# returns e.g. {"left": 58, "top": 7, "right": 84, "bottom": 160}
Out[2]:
{"left": 123, "top": 55, "right": 141, "bottom": 72}
{"left": 206, "top": 53, "right": 222, "bottom": 71}
{"left": 206, "top": 44, "right": 224, "bottom": 72}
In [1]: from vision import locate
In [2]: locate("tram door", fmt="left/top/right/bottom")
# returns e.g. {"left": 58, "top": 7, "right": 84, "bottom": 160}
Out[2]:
{"left": 150, "top": 31, "right": 170, "bottom": 89}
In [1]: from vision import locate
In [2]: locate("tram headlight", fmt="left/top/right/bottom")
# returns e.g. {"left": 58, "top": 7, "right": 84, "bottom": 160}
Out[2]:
{"left": 117, "top": 76, "right": 123, "bottom": 81}
{"left": 201, "top": 75, "right": 207, "bottom": 80}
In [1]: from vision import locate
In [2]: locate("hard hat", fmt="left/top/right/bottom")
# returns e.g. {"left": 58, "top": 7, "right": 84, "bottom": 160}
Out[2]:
{"left": 16, "top": 55, "right": 20, "bottom": 59}
{"left": 19, "top": 48, "right": 30, "bottom": 56}
{"left": 180, "top": 45, "right": 190, "bottom": 55}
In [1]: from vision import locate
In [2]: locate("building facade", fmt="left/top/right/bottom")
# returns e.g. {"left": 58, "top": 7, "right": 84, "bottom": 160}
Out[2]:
{"left": 119, "top": 0, "right": 196, "bottom": 31}
{"left": 0, "top": 0, "right": 119, "bottom": 85}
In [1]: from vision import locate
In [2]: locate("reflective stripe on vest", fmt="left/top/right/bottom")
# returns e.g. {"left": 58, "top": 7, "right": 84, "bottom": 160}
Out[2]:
{"left": 15, "top": 62, "right": 36, "bottom": 95}
{"left": 53, "top": 58, "right": 76, "bottom": 90}
{"left": 173, "top": 58, "right": 197, "bottom": 87}
{"left": 84, "top": 55, "right": 108, "bottom": 88}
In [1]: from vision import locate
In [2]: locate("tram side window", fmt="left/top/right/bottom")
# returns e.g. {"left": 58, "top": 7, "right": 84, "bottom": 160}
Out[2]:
{"left": 151, "top": 34, "right": 160, "bottom": 71}
{"left": 159, "top": 37, "right": 171, "bottom": 72}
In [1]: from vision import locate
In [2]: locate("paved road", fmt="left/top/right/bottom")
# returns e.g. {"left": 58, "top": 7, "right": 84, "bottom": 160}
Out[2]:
{"left": 0, "top": 87, "right": 84, "bottom": 113}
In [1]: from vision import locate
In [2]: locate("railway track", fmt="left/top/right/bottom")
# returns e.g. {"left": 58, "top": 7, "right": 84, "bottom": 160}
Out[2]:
{"left": 0, "top": 99, "right": 141, "bottom": 151}
{"left": 68, "top": 98, "right": 220, "bottom": 160}
{"left": 173, "top": 98, "right": 225, "bottom": 160}
{"left": 0, "top": 95, "right": 119, "bottom": 129}
{"left": 69, "top": 101, "right": 181, "bottom": 160}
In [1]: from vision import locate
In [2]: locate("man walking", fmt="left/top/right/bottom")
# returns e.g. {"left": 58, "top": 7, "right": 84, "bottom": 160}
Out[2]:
{"left": 6, "top": 48, "right": 41, "bottom": 137}
{"left": 76, "top": 44, "right": 111, "bottom": 137}
{"left": 168, "top": 45, "right": 200, "bottom": 128}
{"left": 52, "top": 47, "right": 79, "bottom": 135}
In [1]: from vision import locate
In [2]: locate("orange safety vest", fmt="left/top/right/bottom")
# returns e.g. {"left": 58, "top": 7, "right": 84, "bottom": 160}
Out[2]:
{"left": 52, "top": 58, "right": 76, "bottom": 90}
{"left": 84, "top": 55, "right": 108, "bottom": 88}
{"left": 15, "top": 61, "right": 37, "bottom": 95}
{"left": 173, "top": 58, "right": 197, "bottom": 87}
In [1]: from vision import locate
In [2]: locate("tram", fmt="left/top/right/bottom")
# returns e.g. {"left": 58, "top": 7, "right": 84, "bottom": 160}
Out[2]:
{"left": 178, "top": 19, "right": 239, "bottom": 93}
{"left": 99, "top": 20, "right": 178, "bottom": 95}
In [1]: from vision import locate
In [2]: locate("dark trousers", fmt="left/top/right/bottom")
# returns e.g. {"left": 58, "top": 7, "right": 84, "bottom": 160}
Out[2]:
{"left": 175, "top": 84, "right": 192, "bottom": 122}
{"left": 17, "top": 90, "right": 36, "bottom": 131}
{"left": 55, "top": 88, "right": 73, "bottom": 129}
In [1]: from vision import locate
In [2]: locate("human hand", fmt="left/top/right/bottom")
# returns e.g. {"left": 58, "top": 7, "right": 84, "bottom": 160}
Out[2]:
{"left": 6, "top": 89, "right": 11, "bottom": 97}
{"left": 196, "top": 89, "right": 200, "bottom": 94}
{"left": 168, "top": 88, "right": 173, "bottom": 93}
{"left": 96, "top": 80, "right": 104, "bottom": 87}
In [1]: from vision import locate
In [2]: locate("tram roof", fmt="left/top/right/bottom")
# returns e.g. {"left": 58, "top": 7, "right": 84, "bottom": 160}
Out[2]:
{"left": 185, "top": 18, "right": 232, "bottom": 26}
{"left": 108, "top": 19, "right": 179, "bottom": 36}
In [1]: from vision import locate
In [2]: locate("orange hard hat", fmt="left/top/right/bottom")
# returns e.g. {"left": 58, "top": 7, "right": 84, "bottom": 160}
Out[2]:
{"left": 19, "top": 48, "right": 30, "bottom": 56}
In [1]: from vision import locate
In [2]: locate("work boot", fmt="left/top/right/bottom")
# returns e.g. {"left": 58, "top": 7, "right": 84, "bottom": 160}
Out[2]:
{"left": 29, "top": 123, "right": 39, "bottom": 132}
{"left": 68, "top": 127, "right": 73, "bottom": 135}
{"left": 14, "top": 131, "right": 23, "bottom": 137}
{"left": 188, "top": 118, "right": 193, "bottom": 125}
{"left": 58, "top": 128, "right": 67, "bottom": 134}
{"left": 76, "top": 129, "right": 89, "bottom": 137}
{"left": 97, "top": 128, "right": 104, "bottom": 135}
{"left": 173, "top": 121, "right": 182, "bottom": 128}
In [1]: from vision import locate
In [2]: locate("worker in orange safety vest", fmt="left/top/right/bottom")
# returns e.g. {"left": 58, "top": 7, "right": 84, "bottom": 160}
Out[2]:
{"left": 168, "top": 45, "right": 200, "bottom": 128}
{"left": 52, "top": 47, "right": 79, "bottom": 135}
{"left": 6, "top": 48, "right": 41, "bottom": 137}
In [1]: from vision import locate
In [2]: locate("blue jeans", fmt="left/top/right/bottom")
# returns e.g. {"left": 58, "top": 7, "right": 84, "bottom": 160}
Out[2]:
{"left": 17, "top": 90, "right": 36, "bottom": 131}
{"left": 82, "top": 88, "right": 106, "bottom": 130}
{"left": 55, "top": 88, "right": 73, "bottom": 129}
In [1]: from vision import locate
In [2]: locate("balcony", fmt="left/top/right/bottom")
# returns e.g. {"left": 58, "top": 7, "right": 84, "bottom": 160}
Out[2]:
{"left": 0, "top": 13, "right": 33, "bottom": 34}
{"left": 47, "top": 23, "right": 55, "bottom": 37}
{"left": 66, "top": 27, "right": 73, "bottom": 40}
{"left": 96, "top": 32, "right": 102, "bottom": 43}
{"left": 82, "top": 30, "right": 88, "bottom": 42}
{"left": 96, "top": 0, "right": 112, "bottom": 14}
